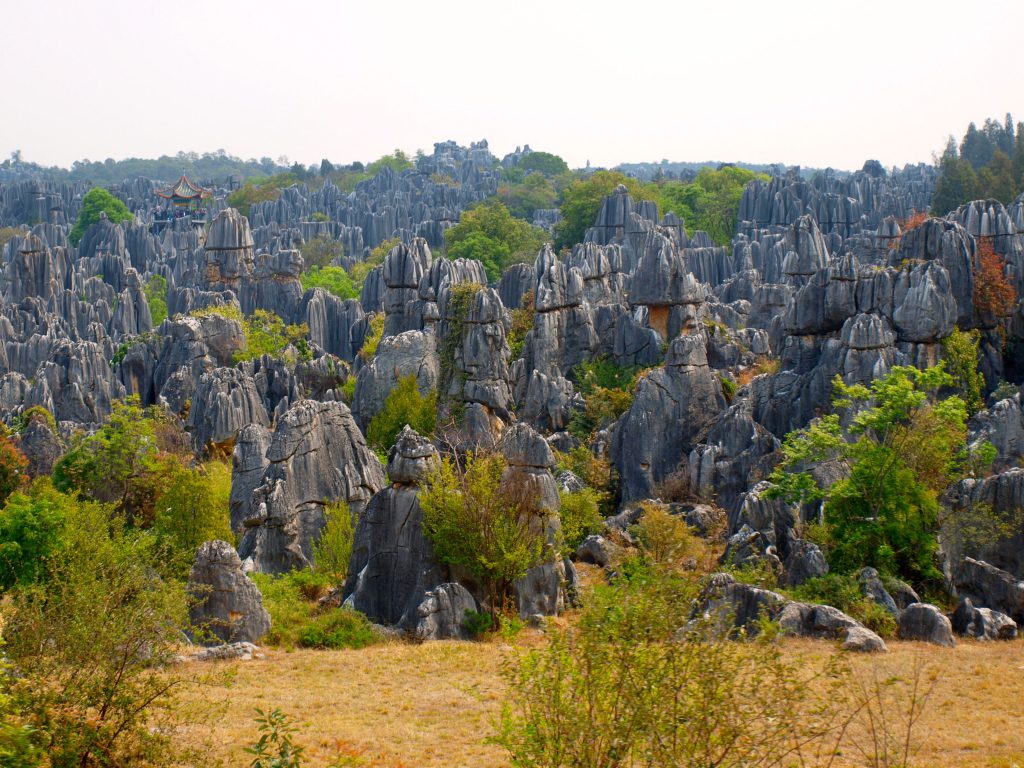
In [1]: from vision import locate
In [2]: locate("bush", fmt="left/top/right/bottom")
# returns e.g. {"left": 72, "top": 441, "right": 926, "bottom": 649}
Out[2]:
{"left": 68, "top": 187, "right": 133, "bottom": 246}
{"left": 297, "top": 609, "right": 377, "bottom": 650}
{"left": 357, "top": 313, "right": 384, "bottom": 362}
{"left": 720, "top": 374, "right": 737, "bottom": 401}
{"left": 554, "top": 171, "right": 656, "bottom": 250}
{"left": 300, "top": 265, "right": 357, "bottom": 299}
{"left": 656, "top": 166, "right": 768, "bottom": 246}
{"left": 250, "top": 571, "right": 322, "bottom": 650}
{"left": 463, "top": 609, "right": 494, "bottom": 639}
{"left": 244, "top": 708, "right": 304, "bottom": 768}
{"left": 152, "top": 461, "right": 234, "bottom": 575}
{"left": 5, "top": 493, "right": 202, "bottom": 766}
{"left": 568, "top": 357, "right": 647, "bottom": 439}
{"left": 632, "top": 502, "right": 700, "bottom": 571}
{"left": 145, "top": 274, "right": 168, "bottom": 326}
{"left": 312, "top": 500, "right": 356, "bottom": 582}
{"left": 236, "top": 309, "right": 310, "bottom": 363}
{"left": 53, "top": 397, "right": 181, "bottom": 528}
{"left": 300, "top": 234, "right": 344, "bottom": 270}
{"left": 366, "top": 375, "right": 437, "bottom": 451}
{"left": 557, "top": 487, "right": 603, "bottom": 556}
{"left": 507, "top": 290, "right": 534, "bottom": 360}
{"left": 941, "top": 328, "right": 985, "bottom": 414}
{"left": 444, "top": 201, "right": 548, "bottom": 282}
{"left": 0, "top": 479, "right": 70, "bottom": 590}
{"left": 973, "top": 237, "right": 1017, "bottom": 320}
{"left": 767, "top": 365, "right": 978, "bottom": 591}
{"left": 420, "top": 453, "right": 545, "bottom": 617}
{"left": 790, "top": 573, "right": 897, "bottom": 638}
{"left": 497, "top": 563, "right": 858, "bottom": 768}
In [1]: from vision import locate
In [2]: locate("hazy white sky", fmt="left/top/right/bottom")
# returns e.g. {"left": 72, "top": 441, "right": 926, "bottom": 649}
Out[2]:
{"left": 3, "top": 0, "right": 1022, "bottom": 171}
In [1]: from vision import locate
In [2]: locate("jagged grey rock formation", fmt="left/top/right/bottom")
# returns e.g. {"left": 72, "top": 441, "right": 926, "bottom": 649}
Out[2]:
{"left": 187, "top": 540, "right": 271, "bottom": 645}
{"left": 344, "top": 426, "right": 443, "bottom": 628}
{"left": 613, "top": 334, "right": 725, "bottom": 502}
{"left": 238, "top": 400, "right": 385, "bottom": 574}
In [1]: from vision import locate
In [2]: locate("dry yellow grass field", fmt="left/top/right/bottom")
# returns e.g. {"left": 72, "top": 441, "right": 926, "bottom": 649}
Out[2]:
{"left": 177, "top": 634, "right": 1024, "bottom": 768}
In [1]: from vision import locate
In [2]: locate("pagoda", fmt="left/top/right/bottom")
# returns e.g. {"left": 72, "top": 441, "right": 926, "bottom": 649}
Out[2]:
{"left": 156, "top": 174, "right": 211, "bottom": 207}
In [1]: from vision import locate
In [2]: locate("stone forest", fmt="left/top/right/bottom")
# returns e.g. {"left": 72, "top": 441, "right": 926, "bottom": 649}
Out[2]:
{"left": 2, "top": 117, "right": 1024, "bottom": 766}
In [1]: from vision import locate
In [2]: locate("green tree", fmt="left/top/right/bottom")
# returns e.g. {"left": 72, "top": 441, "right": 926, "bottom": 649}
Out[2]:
{"left": 657, "top": 166, "right": 767, "bottom": 245}
{"left": 497, "top": 171, "right": 559, "bottom": 220}
{"left": 300, "top": 234, "right": 344, "bottom": 270}
{"left": 5, "top": 494, "right": 200, "bottom": 767}
{"left": 300, "top": 265, "right": 358, "bottom": 299}
{"left": 932, "top": 136, "right": 982, "bottom": 216}
{"left": 554, "top": 171, "right": 655, "bottom": 250}
{"left": 366, "top": 375, "right": 437, "bottom": 451}
{"left": 152, "top": 461, "right": 233, "bottom": 574}
{"left": 444, "top": 201, "right": 548, "bottom": 282}
{"left": 767, "top": 365, "right": 979, "bottom": 590}
{"left": 941, "top": 328, "right": 985, "bottom": 414}
{"left": 978, "top": 149, "right": 1018, "bottom": 204}
{"left": 366, "top": 149, "right": 413, "bottom": 176}
{"left": 518, "top": 151, "right": 569, "bottom": 176}
{"left": 419, "top": 453, "right": 545, "bottom": 617}
{"left": 0, "top": 479, "right": 70, "bottom": 590}
{"left": 226, "top": 172, "right": 301, "bottom": 217}
{"left": 68, "top": 187, "right": 133, "bottom": 246}
{"left": 52, "top": 397, "right": 178, "bottom": 527}
{"left": 145, "top": 274, "right": 168, "bottom": 326}
{"left": 557, "top": 487, "right": 602, "bottom": 556}
{"left": 235, "top": 309, "right": 310, "bottom": 363}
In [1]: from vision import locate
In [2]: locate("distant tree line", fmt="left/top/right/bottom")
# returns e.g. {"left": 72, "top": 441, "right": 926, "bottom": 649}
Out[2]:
{"left": 931, "top": 114, "right": 1024, "bottom": 216}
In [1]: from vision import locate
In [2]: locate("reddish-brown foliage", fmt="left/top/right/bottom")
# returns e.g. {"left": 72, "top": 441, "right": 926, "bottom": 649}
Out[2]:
{"left": 0, "top": 433, "right": 29, "bottom": 506}
{"left": 900, "top": 210, "right": 929, "bottom": 232}
{"left": 973, "top": 237, "right": 1018, "bottom": 319}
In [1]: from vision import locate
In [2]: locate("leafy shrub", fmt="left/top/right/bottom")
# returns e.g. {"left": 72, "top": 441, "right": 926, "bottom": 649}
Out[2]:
{"left": 226, "top": 172, "right": 301, "bottom": 217}
{"left": 941, "top": 328, "right": 985, "bottom": 414}
{"left": 0, "top": 480, "right": 70, "bottom": 589}
{"left": 152, "top": 461, "right": 234, "bottom": 575}
{"left": 631, "top": 502, "right": 700, "bottom": 571}
{"left": 420, "top": 453, "right": 545, "bottom": 617}
{"left": 656, "top": 166, "right": 769, "bottom": 245}
{"left": 297, "top": 609, "right": 377, "bottom": 650}
{"left": 767, "top": 365, "right": 977, "bottom": 591}
{"left": 312, "top": 500, "right": 356, "bottom": 582}
{"left": 497, "top": 562, "right": 861, "bottom": 768}
{"left": 367, "top": 375, "right": 437, "bottom": 451}
{"left": 5, "top": 493, "right": 199, "bottom": 766}
{"left": 507, "top": 290, "right": 534, "bottom": 360}
{"left": 236, "top": 309, "right": 310, "bottom": 363}
{"left": 244, "top": 708, "right": 305, "bottom": 768}
{"left": 790, "top": 573, "right": 897, "bottom": 638}
{"left": 53, "top": 397, "right": 181, "bottom": 528}
{"left": 300, "top": 265, "right": 357, "bottom": 299}
{"left": 300, "top": 234, "right": 344, "bottom": 271}
{"left": 720, "top": 374, "right": 737, "bottom": 401}
{"left": 568, "top": 357, "right": 647, "bottom": 439}
{"left": 144, "top": 274, "right": 168, "bottom": 326}
{"left": 463, "top": 609, "right": 494, "bottom": 639}
{"left": 990, "top": 379, "right": 1020, "bottom": 403}
{"left": 69, "top": 187, "right": 133, "bottom": 246}
{"left": 557, "top": 488, "right": 603, "bottom": 556}
{"left": 554, "top": 171, "right": 656, "bottom": 250}
{"left": 444, "top": 201, "right": 548, "bottom": 282}
{"left": 357, "top": 313, "right": 384, "bottom": 362}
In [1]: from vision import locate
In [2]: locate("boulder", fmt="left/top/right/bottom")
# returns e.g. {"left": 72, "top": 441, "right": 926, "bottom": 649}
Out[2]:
{"left": 187, "top": 540, "right": 271, "bottom": 646}
{"left": 414, "top": 583, "right": 477, "bottom": 641}
{"left": 897, "top": 603, "right": 955, "bottom": 646}
{"left": 951, "top": 597, "right": 1018, "bottom": 641}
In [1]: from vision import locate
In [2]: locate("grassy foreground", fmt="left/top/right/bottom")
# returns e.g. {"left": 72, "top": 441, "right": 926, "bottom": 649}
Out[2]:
{"left": 175, "top": 633, "right": 1024, "bottom": 768}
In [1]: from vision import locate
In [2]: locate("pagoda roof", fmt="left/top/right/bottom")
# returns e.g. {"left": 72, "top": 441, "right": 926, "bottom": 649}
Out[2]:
{"left": 156, "top": 174, "right": 211, "bottom": 201}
